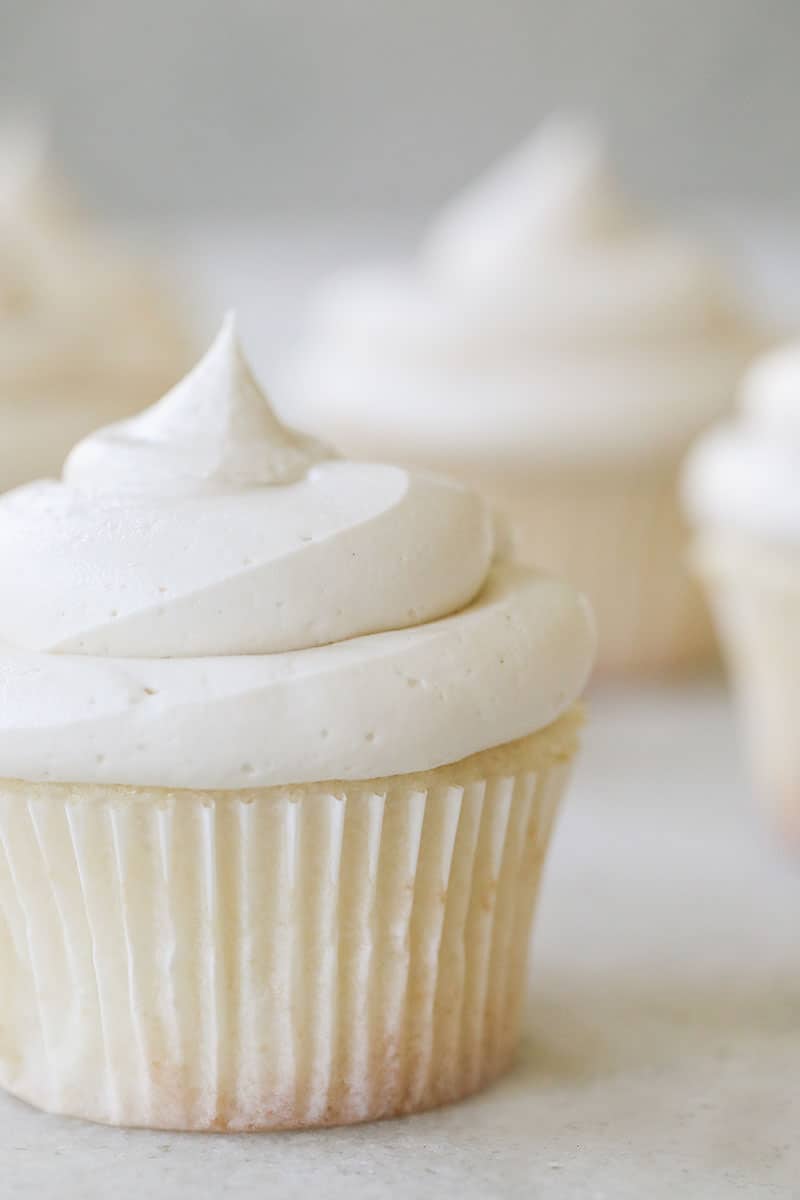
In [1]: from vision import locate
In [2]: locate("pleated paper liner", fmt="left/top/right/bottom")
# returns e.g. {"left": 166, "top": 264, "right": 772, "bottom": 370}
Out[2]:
{"left": 0, "top": 708, "right": 580, "bottom": 1131}
{"left": 694, "top": 532, "right": 800, "bottom": 847}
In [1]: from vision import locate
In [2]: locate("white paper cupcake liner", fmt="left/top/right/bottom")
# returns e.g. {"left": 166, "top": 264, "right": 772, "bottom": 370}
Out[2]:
{"left": 458, "top": 460, "right": 714, "bottom": 674}
{"left": 694, "top": 532, "right": 800, "bottom": 844}
{"left": 0, "top": 723, "right": 576, "bottom": 1131}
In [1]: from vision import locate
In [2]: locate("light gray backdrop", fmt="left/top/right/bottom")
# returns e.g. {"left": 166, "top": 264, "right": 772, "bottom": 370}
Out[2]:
{"left": 0, "top": 0, "right": 797, "bottom": 218}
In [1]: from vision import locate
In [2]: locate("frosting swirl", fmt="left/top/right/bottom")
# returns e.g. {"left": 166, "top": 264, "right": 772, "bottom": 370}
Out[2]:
{"left": 683, "top": 342, "right": 800, "bottom": 545}
{"left": 0, "top": 318, "right": 595, "bottom": 787}
{"left": 281, "top": 116, "right": 760, "bottom": 466}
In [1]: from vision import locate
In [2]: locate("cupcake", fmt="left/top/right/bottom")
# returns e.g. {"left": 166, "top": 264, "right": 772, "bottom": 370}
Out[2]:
{"left": 280, "top": 116, "right": 763, "bottom": 673}
{"left": 683, "top": 343, "right": 800, "bottom": 845}
{"left": 0, "top": 316, "right": 595, "bottom": 1131}
{"left": 0, "top": 120, "right": 192, "bottom": 491}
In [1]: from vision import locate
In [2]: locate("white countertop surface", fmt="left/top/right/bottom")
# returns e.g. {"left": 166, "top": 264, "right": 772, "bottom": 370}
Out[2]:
{"left": 2, "top": 222, "right": 799, "bottom": 1197}
{"left": 2, "top": 681, "right": 798, "bottom": 1199}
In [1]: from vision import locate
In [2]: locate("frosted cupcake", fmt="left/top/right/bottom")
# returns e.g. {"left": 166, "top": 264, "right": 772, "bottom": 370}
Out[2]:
{"left": 683, "top": 344, "right": 800, "bottom": 845}
{"left": 281, "top": 117, "right": 763, "bottom": 673}
{"left": 0, "top": 121, "right": 192, "bottom": 490}
{"left": 0, "top": 316, "right": 595, "bottom": 1131}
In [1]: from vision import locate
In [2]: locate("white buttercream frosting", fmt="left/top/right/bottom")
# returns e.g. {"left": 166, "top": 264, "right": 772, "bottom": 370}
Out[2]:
{"left": 0, "top": 317, "right": 595, "bottom": 788}
{"left": 281, "top": 116, "right": 759, "bottom": 466}
{"left": 683, "top": 342, "right": 800, "bottom": 545}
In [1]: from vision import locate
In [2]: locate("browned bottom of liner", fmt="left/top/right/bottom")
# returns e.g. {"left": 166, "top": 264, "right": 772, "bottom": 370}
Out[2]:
{"left": 4, "top": 1044, "right": 520, "bottom": 1133}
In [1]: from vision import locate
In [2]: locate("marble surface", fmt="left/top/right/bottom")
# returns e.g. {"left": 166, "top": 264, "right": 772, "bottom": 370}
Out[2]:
{"left": 2, "top": 681, "right": 798, "bottom": 1199}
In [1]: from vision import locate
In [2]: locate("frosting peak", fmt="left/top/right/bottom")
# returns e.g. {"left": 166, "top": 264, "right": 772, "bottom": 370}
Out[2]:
{"left": 65, "top": 313, "right": 328, "bottom": 495}
{"left": 424, "top": 115, "right": 630, "bottom": 281}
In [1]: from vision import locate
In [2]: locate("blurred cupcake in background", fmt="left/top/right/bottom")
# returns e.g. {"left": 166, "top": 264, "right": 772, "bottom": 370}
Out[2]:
{"left": 683, "top": 345, "right": 800, "bottom": 846}
{"left": 281, "top": 116, "right": 766, "bottom": 673}
{"left": 0, "top": 119, "right": 193, "bottom": 491}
